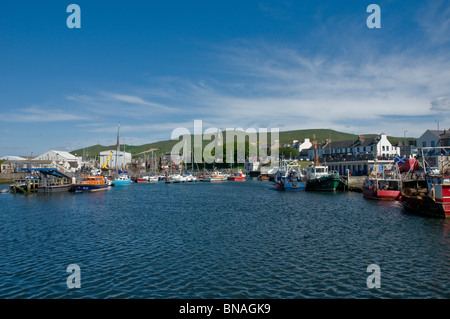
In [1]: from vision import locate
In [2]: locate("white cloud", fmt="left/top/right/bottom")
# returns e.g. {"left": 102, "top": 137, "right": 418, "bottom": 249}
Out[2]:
{"left": 102, "top": 92, "right": 179, "bottom": 112}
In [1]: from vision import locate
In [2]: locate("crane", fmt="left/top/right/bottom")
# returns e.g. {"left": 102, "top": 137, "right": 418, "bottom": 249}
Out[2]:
{"left": 101, "top": 151, "right": 113, "bottom": 170}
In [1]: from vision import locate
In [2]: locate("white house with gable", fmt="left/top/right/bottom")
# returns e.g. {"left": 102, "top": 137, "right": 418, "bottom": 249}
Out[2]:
{"left": 375, "top": 133, "right": 400, "bottom": 158}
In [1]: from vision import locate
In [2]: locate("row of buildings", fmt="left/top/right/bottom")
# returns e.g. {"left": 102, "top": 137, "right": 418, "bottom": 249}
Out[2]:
{"left": 0, "top": 150, "right": 133, "bottom": 174}
{"left": 251, "top": 130, "right": 446, "bottom": 176}
{"left": 1, "top": 129, "right": 448, "bottom": 176}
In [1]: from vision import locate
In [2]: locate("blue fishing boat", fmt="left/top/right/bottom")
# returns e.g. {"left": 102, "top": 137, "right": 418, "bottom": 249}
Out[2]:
{"left": 274, "top": 160, "right": 306, "bottom": 191}
{"left": 114, "top": 173, "right": 132, "bottom": 186}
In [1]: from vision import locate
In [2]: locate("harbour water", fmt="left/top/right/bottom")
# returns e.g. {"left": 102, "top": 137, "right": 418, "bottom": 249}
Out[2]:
{"left": 0, "top": 180, "right": 449, "bottom": 299}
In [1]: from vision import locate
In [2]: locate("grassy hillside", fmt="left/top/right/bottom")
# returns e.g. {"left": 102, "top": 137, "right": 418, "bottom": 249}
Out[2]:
{"left": 71, "top": 129, "right": 417, "bottom": 158}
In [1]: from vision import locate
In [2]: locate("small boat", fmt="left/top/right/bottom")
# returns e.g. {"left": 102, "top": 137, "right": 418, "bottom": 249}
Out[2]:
{"left": 274, "top": 160, "right": 306, "bottom": 191}
{"left": 363, "top": 179, "right": 402, "bottom": 200}
{"left": 114, "top": 174, "right": 132, "bottom": 186}
{"left": 169, "top": 174, "right": 188, "bottom": 183}
{"left": 362, "top": 162, "right": 402, "bottom": 200}
{"left": 306, "top": 142, "right": 346, "bottom": 192}
{"left": 72, "top": 175, "right": 109, "bottom": 192}
{"left": 185, "top": 172, "right": 199, "bottom": 182}
{"left": 257, "top": 173, "right": 270, "bottom": 181}
{"left": 306, "top": 165, "right": 344, "bottom": 192}
{"left": 227, "top": 170, "right": 246, "bottom": 181}
{"left": 210, "top": 171, "right": 227, "bottom": 181}
{"left": 149, "top": 176, "right": 159, "bottom": 183}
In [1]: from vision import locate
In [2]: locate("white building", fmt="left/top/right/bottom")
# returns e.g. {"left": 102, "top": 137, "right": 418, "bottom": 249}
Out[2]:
{"left": 307, "top": 133, "right": 400, "bottom": 160}
{"left": 375, "top": 133, "right": 401, "bottom": 158}
{"left": 34, "top": 150, "right": 81, "bottom": 172}
{"left": 295, "top": 138, "right": 313, "bottom": 153}
{"left": 417, "top": 130, "right": 441, "bottom": 148}
{"left": 100, "top": 150, "right": 132, "bottom": 170}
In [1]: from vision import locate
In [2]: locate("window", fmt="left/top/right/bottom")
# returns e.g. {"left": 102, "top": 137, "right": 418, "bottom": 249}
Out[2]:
{"left": 431, "top": 141, "right": 436, "bottom": 147}
{"left": 422, "top": 141, "right": 426, "bottom": 147}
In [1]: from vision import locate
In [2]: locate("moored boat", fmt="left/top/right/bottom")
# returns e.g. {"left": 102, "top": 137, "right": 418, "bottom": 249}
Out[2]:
{"left": 363, "top": 179, "right": 402, "bottom": 200}
{"left": 210, "top": 171, "right": 227, "bottom": 181}
{"left": 227, "top": 170, "right": 246, "bottom": 181}
{"left": 400, "top": 148, "right": 450, "bottom": 218}
{"left": 114, "top": 174, "right": 132, "bottom": 186}
{"left": 306, "top": 165, "right": 344, "bottom": 192}
{"left": 72, "top": 175, "right": 109, "bottom": 192}
{"left": 274, "top": 160, "right": 306, "bottom": 191}
{"left": 136, "top": 176, "right": 149, "bottom": 183}
{"left": 362, "top": 162, "right": 402, "bottom": 200}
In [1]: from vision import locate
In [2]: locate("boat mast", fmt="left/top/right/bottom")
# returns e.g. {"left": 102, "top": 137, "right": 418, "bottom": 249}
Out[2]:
{"left": 115, "top": 122, "right": 120, "bottom": 174}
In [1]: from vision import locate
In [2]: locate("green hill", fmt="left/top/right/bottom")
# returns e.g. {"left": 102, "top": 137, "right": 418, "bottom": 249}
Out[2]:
{"left": 71, "top": 129, "right": 417, "bottom": 159}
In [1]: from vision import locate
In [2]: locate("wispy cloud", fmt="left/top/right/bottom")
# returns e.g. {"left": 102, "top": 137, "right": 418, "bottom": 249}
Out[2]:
{"left": 417, "top": 0, "right": 450, "bottom": 45}
{"left": 0, "top": 106, "right": 88, "bottom": 123}
{"left": 101, "top": 92, "right": 179, "bottom": 113}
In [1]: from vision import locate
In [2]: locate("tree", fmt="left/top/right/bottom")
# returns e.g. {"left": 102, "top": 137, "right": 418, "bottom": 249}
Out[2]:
{"left": 279, "top": 147, "right": 299, "bottom": 159}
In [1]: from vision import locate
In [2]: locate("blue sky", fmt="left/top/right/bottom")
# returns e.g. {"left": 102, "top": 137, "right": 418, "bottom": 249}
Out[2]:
{"left": 1, "top": 0, "right": 450, "bottom": 156}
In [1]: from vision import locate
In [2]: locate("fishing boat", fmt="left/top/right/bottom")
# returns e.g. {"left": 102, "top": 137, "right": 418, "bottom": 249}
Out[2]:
{"left": 136, "top": 175, "right": 150, "bottom": 183}
{"left": 72, "top": 175, "right": 109, "bottom": 192}
{"left": 401, "top": 147, "right": 450, "bottom": 218}
{"left": 305, "top": 165, "right": 344, "bottom": 192}
{"left": 210, "top": 171, "right": 227, "bottom": 181}
{"left": 274, "top": 160, "right": 306, "bottom": 191}
{"left": 114, "top": 174, "right": 132, "bottom": 186}
{"left": 306, "top": 141, "right": 345, "bottom": 192}
{"left": 362, "top": 162, "right": 402, "bottom": 200}
{"left": 169, "top": 174, "right": 188, "bottom": 183}
{"left": 227, "top": 170, "right": 246, "bottom": 181}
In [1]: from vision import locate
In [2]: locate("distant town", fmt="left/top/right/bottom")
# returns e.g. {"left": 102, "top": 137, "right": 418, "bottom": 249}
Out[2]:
{"left": 0, "top": 129, "right": 444, "bottom": 181}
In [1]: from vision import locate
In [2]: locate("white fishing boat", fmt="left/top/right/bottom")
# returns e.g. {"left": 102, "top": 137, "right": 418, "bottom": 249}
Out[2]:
{"left": 210, "top": 171, "right": 227, "bottom": 181}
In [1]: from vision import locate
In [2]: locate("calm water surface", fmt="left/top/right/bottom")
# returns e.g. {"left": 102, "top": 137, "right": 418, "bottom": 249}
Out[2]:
{"left": 0, "top": 180, "right": 449, "bottom": 298}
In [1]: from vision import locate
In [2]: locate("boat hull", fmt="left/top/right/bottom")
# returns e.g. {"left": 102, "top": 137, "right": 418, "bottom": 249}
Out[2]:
{"left": 401, "top": 194, "right": 450, "bottom": 218}
{"left": 114, "top": 180, "right": 131, "bottom": 186}
{"left": 72, "top": 184, "right": 109, "bottom": 192}
{"left": 38, "top": 184, "right": 72, "bottom": 193}
{"left": 363, "top": 187, "right": 401, "bottom": 200}
{"left": 306, "top": 175, "right": 342, "bottom": 192}
{"left": 275, "top": 181, "right": 306, "bottom": 191}
{"left": 228, "top": 176, "right": 246, "bottom": 181}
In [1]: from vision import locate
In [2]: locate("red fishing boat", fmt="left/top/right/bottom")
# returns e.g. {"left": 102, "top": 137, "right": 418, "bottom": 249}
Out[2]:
{"left": 362, "top": 162, "right": 402, "bottom": 200}
{"left": 401, "top": 147, "right": 450, "bottom": 218}
{"left": 363, "top": 179, "right": 402, "bottom": 200}
{"left": 227, "top": 170, "right": 246, "bottom": 181}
